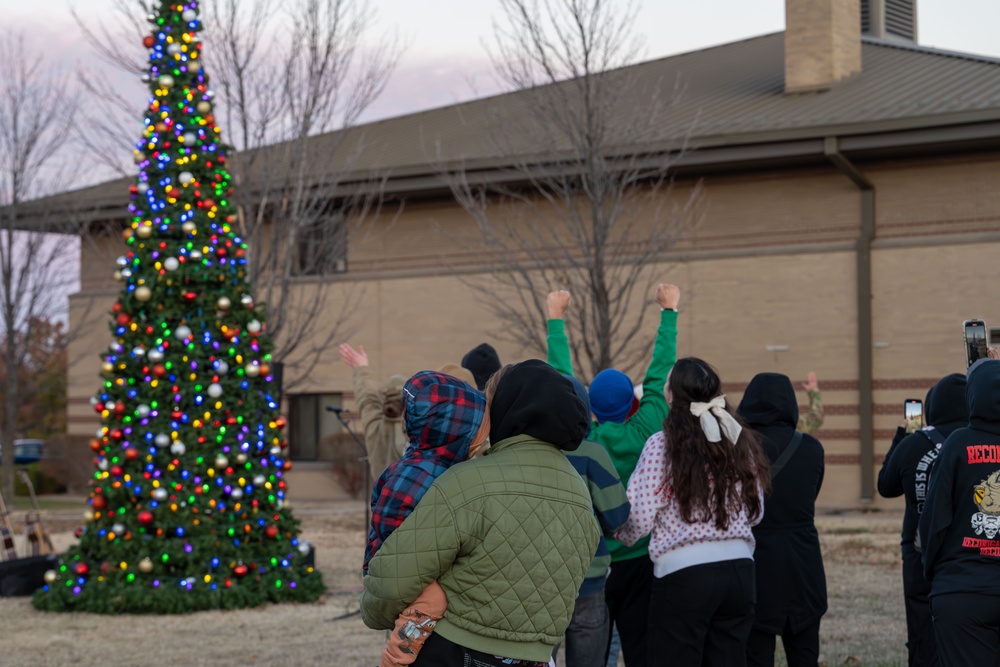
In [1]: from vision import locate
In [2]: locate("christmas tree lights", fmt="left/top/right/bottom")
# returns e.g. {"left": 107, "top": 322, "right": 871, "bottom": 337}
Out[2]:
{"left": 33, "top": 1, "right": 325, "bottom": 613}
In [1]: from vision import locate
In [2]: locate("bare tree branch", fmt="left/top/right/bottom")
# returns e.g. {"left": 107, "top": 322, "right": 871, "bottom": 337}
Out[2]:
{"left": 0, "top": 32, "right": 81, "bottom": 507}
{"left": 440, "top": 0, "right": 702, "bottom": 381}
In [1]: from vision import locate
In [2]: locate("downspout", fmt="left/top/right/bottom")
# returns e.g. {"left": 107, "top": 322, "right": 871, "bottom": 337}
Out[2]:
{"left": 824, "top": 137, "right": 876, "bottom": 503}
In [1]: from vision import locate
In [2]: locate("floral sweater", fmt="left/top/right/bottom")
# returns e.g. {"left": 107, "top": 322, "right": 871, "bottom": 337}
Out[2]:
{"left": 616, "top": 431, "right": 763, "bottom": 578}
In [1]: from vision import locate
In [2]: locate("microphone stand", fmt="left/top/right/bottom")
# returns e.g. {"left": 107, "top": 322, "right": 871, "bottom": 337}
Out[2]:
{"left": 326, "top": 406, "right": 371, "bottom": 535}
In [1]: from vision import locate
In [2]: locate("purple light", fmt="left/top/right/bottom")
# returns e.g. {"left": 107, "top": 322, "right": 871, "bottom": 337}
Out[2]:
{"left": 72, "top": 586, "right": 81, "bottom": 595}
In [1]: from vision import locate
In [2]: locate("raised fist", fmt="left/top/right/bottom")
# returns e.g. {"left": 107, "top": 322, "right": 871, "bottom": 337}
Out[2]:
{"left": 339, "top": 343, "right": 369, "bottom": 369}
{"left": 655, "top": 284, "right": 680, "bottom": 310}
{"left": 802, "top": 372, "right": 819, "bottom": 392}
{"left": 547, "top": 290, "right": 572, "bottom": 319}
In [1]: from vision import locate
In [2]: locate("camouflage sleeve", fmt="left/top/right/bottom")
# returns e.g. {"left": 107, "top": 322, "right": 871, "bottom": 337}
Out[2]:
{"left": 797, "top": 389, "right": 824, "bottom": 435}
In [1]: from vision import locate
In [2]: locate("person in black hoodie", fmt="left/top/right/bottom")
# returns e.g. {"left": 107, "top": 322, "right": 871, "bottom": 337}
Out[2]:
{"left": 737, "top": 373, "right": 827, "bottom": 667}
{"left": 919, "top": 359, "right": 1000, "bottom": 667}
{"left": 878, "top": 373, "right": 968, "bottom": 667}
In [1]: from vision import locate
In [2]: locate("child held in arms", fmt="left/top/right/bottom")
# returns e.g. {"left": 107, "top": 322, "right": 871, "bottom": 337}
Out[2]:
{"left": 363, "top": 371, "right": 490, "bottom": 667}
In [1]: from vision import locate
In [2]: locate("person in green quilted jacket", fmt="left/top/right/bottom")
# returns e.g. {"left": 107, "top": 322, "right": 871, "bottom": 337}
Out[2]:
{"left": 361, "top": 359, "right": 601, "bottom": 666}
{"left": 547, "top": 283, "right": 680, "bottom": 667}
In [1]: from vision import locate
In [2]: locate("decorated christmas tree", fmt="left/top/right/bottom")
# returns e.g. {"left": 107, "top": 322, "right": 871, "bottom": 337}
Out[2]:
{"left": 34, "top": 1, "right": 325, "bottom": 613}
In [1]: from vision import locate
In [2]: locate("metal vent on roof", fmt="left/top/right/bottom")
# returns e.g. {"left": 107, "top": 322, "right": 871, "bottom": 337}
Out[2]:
{"left": 885, "top": 0, "right": 915, "bottom": 39}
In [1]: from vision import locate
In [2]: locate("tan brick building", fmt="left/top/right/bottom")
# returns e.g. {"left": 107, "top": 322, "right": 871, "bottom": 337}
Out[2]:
{"left": 22, "top": 0, "right": 1000, "bottom": 510}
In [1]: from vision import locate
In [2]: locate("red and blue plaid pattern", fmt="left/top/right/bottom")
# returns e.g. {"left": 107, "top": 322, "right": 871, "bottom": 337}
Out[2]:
{"left": 364, "top": 371, "right": 486, "bottom": 572}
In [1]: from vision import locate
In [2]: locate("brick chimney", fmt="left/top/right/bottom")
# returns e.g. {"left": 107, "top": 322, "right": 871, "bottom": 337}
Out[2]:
{"left": 785, "top": 0, "right": 862, "bottom": 93}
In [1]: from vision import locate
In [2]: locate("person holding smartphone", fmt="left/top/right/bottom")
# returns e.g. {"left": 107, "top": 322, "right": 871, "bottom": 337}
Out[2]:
{"left": 878, "top": 374, "right": 969, "bottom": 667}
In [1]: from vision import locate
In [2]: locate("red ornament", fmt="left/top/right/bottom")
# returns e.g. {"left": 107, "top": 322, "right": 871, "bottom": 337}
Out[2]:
{"left": 111, "top": 429, "right": 124, "bottom": 440}
{"left": 112, "top": 302, "right": 122, "bottom": 313}
{"left": 116, "top": 313, "right": 131, "bottom": 326}
{"left": 91, "top": 495, "right": 107, "bottom": 511}
{"left": 74, "top": 563, "right": 90, "bottom": 576}
{"left": 184, "top": 291, "right": 197, "bottom": 301}
{"left": 110, "top": 465, "right": 123, "bottom": 477}
{"left": 90, "top": 438, "right": 103, "bottom": 451}
{"left": 233, "top": 563, "right": 248, "bottom": 578}
{"left": 137, "top": 511, "right": 154, "bottom": 526}
{"left": 125, "top": 448, "right": 139, "bottom": 461}
{"left": 264, "top": 525, "right": 279, "bottom": 539}
{"left": 274, "top": 416, "right": 287, "bottom": 430}
{"left": 114, "top": 403, "right": 127, "bottom": 416}
{"left": 143, "top": 35, "right": 155, "bottom": 48}
{"left": 152, "top": 364, "right": 167, "bottom": 378}
{"left": 74, "top": 527, "right": 84, "bottom": 539}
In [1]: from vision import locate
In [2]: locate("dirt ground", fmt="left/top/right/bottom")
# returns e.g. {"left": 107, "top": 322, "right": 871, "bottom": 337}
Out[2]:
{"left": 0, "top": 503, "right": 908, "bottom": 667}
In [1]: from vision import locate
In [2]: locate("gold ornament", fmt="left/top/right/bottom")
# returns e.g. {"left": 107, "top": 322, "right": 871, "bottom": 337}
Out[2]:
{"left": 44, "top": 570, "right": 58, "bottom": 584}
{"left": 136, "top": 225, "right": 153, "bottom": 239}
{"left": 101, "top": 361, "right": 114, "bottom": 373}
{"left": 135, "top": 286, "right": 152, "bottom": 302}
{"left": 138, "top": 558, "right": 154, "bottom": 574}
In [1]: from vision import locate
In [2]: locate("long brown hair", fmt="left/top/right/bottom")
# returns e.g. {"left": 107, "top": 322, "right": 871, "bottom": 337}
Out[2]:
{"left": 664, "top": 357, "right": 769, "bottom": 530}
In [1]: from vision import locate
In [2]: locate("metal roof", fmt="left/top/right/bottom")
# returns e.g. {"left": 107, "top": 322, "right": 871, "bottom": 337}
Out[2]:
{"left": 19, "top": 32, "right": 1000, "bottom": 223}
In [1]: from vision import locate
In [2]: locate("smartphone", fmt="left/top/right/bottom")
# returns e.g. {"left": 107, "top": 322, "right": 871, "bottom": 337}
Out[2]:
{"left": 963, "top": 319, "right": 989, "bottom": 368}
{"left": 904, "top": 399, "right": 923, "bottom": 434}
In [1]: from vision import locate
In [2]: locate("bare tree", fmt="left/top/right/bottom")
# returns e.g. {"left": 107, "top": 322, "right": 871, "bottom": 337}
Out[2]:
{"left": 441, "top": 0, "right": 702, "bottom": 380}
{"left": 73, "top": 0, "right": 401, "bottom": 388}
{"left": 0, "top": 33, "right": 79, "bottom": 507}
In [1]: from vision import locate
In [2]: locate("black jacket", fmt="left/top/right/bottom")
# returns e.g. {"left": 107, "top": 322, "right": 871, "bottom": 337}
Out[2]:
{"left": 877, "top": 374, "right": 968, "bottom": 555}
{"left": 738, "top": 373, "right": 827, "bottom": 634}
{"left": 919, "top": 360, "right": 1000, "bottom": 596}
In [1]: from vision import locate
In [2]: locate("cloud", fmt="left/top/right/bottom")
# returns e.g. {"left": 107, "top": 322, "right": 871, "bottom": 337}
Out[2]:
{"left": 359, "top": 55, "right": 503, "bottom": 123}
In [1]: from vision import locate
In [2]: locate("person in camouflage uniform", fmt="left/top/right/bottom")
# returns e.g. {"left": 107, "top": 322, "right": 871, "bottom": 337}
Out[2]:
{"left": 797, "top": 372, "right": 824, "bottom": 435}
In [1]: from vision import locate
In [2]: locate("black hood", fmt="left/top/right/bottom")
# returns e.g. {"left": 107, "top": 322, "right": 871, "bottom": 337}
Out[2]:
{"left": 924, "top": 373, "right": 968, "bottom": 435}
{"left": 967, "top": 360, "right": 1000, "bottom": 434}
{"left": 738, "top": 373, "right": 799, "bottom": 429}
{"left": 489, "top": 359, "right": 589, "bottom": 451}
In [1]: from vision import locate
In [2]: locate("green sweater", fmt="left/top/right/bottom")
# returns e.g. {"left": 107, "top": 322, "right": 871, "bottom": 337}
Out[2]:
{"left": 360, "top": 435, "right": 600, "bottom": 662}
{"left": 547, "top": 309, "right": 678, "bottom": 561}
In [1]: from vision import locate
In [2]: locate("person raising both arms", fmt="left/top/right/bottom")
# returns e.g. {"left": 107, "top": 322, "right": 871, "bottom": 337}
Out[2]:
{"left": 547, "top": 283, "right": 680, "bottom": 667}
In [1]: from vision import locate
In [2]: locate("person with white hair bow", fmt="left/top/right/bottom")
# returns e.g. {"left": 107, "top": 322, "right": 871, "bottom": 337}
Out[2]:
{"left": 617, "top": 357, "right": 770, "bottom": 667}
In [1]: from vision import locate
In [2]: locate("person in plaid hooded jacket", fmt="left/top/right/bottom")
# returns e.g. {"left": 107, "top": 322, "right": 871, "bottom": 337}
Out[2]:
{"left": 364, "top": 370, "right": 489, "bottom": 667}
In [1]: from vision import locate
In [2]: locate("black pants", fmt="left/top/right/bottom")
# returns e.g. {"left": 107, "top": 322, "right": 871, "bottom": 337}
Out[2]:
{"left": 414, "top": 632, "right": 548, "bottom": 667}
{"left": 901, "top": 550, "right": 938, "bottom": 667}
{"left": 649, "top": 559, "right": 755, "bottom": 667}
{"left": 745, "top": 618, "right": 820, "bottom": 667}
{"left": 930, "top": 592, "right": 1000, "bottom": 667}
{"left": 605, "top": 555, "right": 654, "bottom": 667}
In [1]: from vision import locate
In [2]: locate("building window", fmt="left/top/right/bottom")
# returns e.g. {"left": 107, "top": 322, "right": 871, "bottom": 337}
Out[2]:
{"left": 295, "top": 212, "right": 347, "bottom": 276}
{"left": 287, "top": 393, "right": 343, "bottom": 460}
